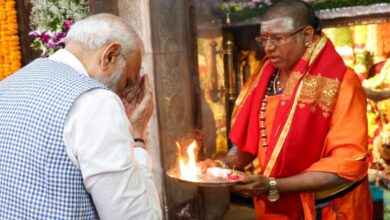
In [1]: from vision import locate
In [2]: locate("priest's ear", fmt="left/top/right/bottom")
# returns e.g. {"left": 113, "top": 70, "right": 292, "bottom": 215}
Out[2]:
{"left": 303, "top": 26, "right": 315, "bottom": 43}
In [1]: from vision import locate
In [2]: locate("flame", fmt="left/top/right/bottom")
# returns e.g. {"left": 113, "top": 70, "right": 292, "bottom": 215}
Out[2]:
{"left": 176, "top": 140, "right": 199, "bottom": 181}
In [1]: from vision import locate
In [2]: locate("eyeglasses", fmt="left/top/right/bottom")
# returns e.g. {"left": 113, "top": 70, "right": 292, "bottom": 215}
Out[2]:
{"left": 255, "top": 26, "right": 307, "bottom": 47}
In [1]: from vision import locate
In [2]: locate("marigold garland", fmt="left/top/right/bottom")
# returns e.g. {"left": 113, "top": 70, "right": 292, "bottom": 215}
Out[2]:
{"left": 0, "top": 0, "right": 21, "bottom": 80}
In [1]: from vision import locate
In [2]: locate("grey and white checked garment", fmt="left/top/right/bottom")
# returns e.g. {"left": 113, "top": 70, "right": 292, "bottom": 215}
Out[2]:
{"left": 0, "top": 59, "right": 105, "bottom": 219}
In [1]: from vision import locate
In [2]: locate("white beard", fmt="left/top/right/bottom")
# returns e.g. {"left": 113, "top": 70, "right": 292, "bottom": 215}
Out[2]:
{"left": 97, "top": 58, "right": 126, "bottom": 92}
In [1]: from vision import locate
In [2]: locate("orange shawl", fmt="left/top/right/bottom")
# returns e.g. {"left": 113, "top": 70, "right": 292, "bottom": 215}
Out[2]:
{"left": 229, "top": 35, "right": 346, "bottom": 219}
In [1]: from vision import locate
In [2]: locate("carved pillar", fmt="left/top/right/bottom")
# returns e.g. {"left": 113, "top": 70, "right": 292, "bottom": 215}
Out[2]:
{"left": 148, "top": 0, "right": 203, "bottom": 219}
{"left": 88, "top": 0, "right": 118, "bottom": 15}
{"left": 117, "top": 0, "right": 202, "bottom": 219}
{"left": 116, "top": 0, "right": 164, "bottom": 213}
{"left": 15, "top": 0, "right": 39, "bottom": 64}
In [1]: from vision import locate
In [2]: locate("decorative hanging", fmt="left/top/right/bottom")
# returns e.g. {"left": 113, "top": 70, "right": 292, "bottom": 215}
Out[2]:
{"left": 214, "top": 0, "right": 390, "bottom": 23}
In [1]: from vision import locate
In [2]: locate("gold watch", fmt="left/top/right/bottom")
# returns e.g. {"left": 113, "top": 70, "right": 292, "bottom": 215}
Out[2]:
{"left": 267, "top": 177, "right": 280, "bottom": 202}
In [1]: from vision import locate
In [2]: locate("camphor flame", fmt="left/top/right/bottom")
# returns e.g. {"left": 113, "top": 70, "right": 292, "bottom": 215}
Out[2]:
{"left": 176, "top": 140, "right": 199, "bottom": 181}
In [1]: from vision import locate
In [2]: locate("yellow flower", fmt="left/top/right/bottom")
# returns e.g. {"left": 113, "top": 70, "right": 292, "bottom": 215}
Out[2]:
{"left": 0, "top": 0, "right": 21, "bottom": 80}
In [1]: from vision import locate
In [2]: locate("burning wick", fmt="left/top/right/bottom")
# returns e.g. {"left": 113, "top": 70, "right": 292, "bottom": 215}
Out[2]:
{"left": 176, "top": 140, "right": 200, "bottom": 181}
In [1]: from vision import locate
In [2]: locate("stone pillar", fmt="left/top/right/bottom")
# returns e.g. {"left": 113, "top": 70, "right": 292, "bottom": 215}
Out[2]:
{"left": 15, "top": 0, "right": 39, "bottom": 64}
{"left": 117, "top": 0, "right": 203, "bottom": 219}
{"left": 88, "top": 0, "right": 119, "bottom": 15}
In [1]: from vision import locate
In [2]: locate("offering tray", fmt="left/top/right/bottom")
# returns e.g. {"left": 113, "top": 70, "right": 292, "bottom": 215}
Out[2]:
{"left": 166, "top": 167, "right": 245, "bottom": 187}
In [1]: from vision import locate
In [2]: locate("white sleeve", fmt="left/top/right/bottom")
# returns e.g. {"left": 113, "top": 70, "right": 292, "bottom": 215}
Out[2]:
{"left": 63, "top": 88, "right": 162, "bottom": 220}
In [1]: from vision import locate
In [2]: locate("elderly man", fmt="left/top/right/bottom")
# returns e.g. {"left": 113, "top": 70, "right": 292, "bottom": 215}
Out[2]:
{"left": 0, "top": 14, "right": 161, "bottom": 219}
{"left": 202, "top": 0, "right": 372, "bottom": 219}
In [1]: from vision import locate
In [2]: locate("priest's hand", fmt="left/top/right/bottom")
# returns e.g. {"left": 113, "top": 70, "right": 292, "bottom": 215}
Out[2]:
{"left": 232, "top": 175, "right": 270, "bottom": 198}
{"left": 198, "top": 159, "right": 222, "bottom": 173}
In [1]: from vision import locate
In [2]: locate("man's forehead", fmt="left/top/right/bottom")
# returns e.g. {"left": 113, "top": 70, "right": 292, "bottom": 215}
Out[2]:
{"left": 260, "top": 17, "right": 295, "bottom": 33}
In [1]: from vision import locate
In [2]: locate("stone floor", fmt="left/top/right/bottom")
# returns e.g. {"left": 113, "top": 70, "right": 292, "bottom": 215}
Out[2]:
{"left": 223, "top": 193, "right": 256, "bottom": 220}
{"left": 223, "top": 204, "right": 256, "bottom": 220}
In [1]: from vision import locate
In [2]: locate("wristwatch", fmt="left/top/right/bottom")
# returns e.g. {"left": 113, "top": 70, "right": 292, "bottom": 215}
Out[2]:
{"left": 267, "top": 177, "right": 280, "bottom": 202}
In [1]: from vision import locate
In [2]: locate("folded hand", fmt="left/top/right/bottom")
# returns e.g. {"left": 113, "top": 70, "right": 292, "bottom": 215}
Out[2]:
{"left": 122, "top": 74, "right": 154, "bottom": 137}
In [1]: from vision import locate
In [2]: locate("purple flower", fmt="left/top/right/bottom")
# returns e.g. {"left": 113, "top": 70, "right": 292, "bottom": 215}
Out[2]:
{"left": 47, "top": 40, "right": 57, "bottom": 49}
{"left": 63, "top": 19, "right": 73, "bottom": 31}
{"left": 28, "top": 31, "right": 41, "bottom": 39}
{"left": 58, "top": 42, "right": 65, "bottom": 48}
{"left": 55, "top": 31, "right": 65, "bottom": 39}
{"left": 56, "top": 38, "right": 66, "bottom": 48}
{"left": 30, "top": 17, "right": 75, "bottom": 57}
{"left": 58, "top": 37, "right": 65, "bottom": 44}
{"left": 264, "top": 0, "right": 272, "bottom": 6}
{"left": 40, "top": 32, "right": 51, "bottom": 44}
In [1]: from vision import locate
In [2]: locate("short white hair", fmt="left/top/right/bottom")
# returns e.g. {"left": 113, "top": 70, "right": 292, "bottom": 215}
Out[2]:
{"left": 65, "top": 13, "right": 143, "bottom": 55}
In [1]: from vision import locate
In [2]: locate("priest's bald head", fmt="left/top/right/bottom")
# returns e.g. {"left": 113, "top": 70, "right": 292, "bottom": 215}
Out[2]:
{"left": 261, "top": 0, "right": 322, "bottom": 35}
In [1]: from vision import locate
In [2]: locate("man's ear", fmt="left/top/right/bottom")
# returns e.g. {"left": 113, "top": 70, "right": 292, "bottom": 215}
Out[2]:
{"left": 100, "top": 43, "right": 122, "bottom": 71}
{"left": 303, "top": 26, "right": 315, "bottom": 42}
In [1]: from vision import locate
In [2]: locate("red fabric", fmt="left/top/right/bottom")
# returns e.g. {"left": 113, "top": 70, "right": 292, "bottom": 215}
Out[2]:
{"left": 229, "top": 63, "right": 275, "bottom": 155}
{"left": 229, "top": 37, "right": 347, "bottom": 219}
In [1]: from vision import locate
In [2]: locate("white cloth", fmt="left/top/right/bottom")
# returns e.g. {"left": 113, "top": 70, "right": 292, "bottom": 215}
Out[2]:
{"left": 49, "top": 49, "right": 161, "bottom": 220}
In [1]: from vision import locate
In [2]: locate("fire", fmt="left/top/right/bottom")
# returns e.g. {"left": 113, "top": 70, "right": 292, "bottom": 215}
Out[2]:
{"left": 176, "top": 140, "right": 199, "bottom": 181}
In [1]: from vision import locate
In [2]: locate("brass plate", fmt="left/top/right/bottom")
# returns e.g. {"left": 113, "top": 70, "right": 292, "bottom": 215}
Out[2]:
{"left": 166, "top": 167, "right": 245, "bottom": 187}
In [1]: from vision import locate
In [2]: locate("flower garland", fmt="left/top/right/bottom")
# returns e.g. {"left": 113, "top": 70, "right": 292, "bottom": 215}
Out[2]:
{"left": 0, "top": 0, "right": 21, "bottom": 80}
{"left": 215, "top": 0, "right": 390, "bottom": 23}
{"left": 311, "top": 0, "right": 389, "bottom": 10}
{"left": 29, "top": 18, "right": 73, "bottom": 57}
{"left": 214, "top": 0, "right": 272, "bottom": 23}
{"left": 29, "top": 0, "right": 88, "bottom": 57}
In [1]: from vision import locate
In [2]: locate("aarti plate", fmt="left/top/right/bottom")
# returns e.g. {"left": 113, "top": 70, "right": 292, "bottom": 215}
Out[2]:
{"left": 166, "top": 167, "right": 245, "bottom": 187}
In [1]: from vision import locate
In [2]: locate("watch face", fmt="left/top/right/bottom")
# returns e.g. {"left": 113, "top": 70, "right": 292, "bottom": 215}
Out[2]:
{"left": 268, "top": 191, "right": 280, "bottom": 202}
{"left": 268, "top": 178, "right": 279, "bottom": 202}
